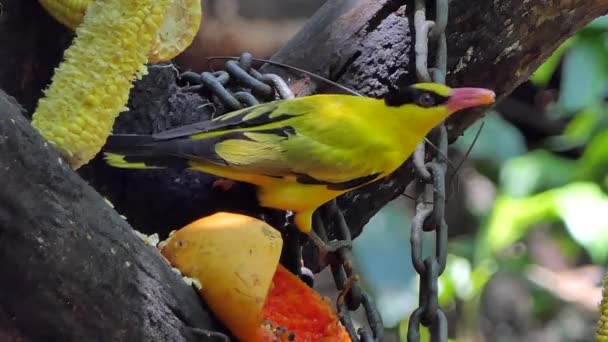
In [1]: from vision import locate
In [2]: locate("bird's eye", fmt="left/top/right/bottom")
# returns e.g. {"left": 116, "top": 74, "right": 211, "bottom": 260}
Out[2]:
{"left": 417, "top": 93, "right": 435, "bottom": 108}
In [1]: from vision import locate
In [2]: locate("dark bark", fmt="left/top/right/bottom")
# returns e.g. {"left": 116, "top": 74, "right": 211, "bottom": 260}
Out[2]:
{"left": 0, "top": 0, "right": 607, "bottom": 339}
{"left": 0, "top": 90, "right": 227, "bottom": 341}
{"left": 0, "top": 0, "right": 72, "bottom": 114}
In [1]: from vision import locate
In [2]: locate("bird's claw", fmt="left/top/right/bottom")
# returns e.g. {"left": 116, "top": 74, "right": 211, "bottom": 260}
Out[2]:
{"left": 322, "top": 239, "right": 352, "bottom": 253}
{"left": 308, "top": 230, "right": 352, "bottom": 265}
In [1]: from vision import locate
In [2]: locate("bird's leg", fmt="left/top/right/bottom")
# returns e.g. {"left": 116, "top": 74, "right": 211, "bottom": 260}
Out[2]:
{"left": 292, "top": 208, "right": 352, "bottom": 268}
{"left": 280, "top": 220, "right": 303, "bottom": 276}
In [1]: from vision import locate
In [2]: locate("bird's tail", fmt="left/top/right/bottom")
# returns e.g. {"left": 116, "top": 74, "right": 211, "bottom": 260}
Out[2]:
{"left": 103, "top": 134, "right": 188, "bottom": 170}
{"left": 104, "top": 133, "right": 156, "bottom": 153}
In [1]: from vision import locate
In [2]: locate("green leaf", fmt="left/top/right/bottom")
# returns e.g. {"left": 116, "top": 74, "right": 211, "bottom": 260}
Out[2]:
{"left": 438, "top": 255, "right": 496, "bottom": 304}
{"left": 554, "top": 183, "right": 608, "bottom": 263}
{"left": 530, "top": 38, "right": 573, "bottom": 87}
{"left": 480, "top": 183, "right": 608, "bottom": 263}
{"left": 453, "top": 113, "right": 527, "bottom": 168}
{"left": 477, "top": 190, "right": 559, "bottom": 260}
{"left": 498, "top": 150, "right": 577, "bottom": 198}
{"left": 585, "top": 15, "right": 608, "bottom": 30}
{"left": 544, "top": 105, "right": 608, "bottom": 150}
{"left": 577, "top": 130, "right": 608, "bottom": 185}
{"left": 559, "top": 36, "right": 608, "bottom": 113}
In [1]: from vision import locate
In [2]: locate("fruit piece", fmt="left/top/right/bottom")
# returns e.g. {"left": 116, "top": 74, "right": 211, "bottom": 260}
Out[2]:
{"left": 261, "top": 265, "right": 351, "bottom": 342}
{"left": 160, "top": 213, "right": 283, "bottom": 342}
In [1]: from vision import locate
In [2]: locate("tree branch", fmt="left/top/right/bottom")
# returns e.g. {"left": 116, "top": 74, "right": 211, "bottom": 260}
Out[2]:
{"left": 0, "top": 89, "right": 226, "bottom": 341}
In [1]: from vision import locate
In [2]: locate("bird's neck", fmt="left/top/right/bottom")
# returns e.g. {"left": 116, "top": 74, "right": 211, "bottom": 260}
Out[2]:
{"left": 366, "top": 99, "right": 446, "bottom": 166}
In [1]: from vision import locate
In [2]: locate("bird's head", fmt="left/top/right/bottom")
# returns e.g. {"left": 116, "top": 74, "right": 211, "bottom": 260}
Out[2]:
{"left": 384, "top": 82, "right": 495, "bottom": 128}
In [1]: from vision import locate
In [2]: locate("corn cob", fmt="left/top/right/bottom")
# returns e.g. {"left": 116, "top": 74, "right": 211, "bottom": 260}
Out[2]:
{"left": 32, "top": 0, "right": 170, "bottom": 168}
{"left": 39, "top": 0, "right": 91, "bottom": 30}
{"left": 597, "top": 272, "right": 608, "bottom": 341}
{"left": 38, "top": 0, "right": 202, "bottom": 63}
{"left": 147, "top": 0, "right": 202, "bottom": 63}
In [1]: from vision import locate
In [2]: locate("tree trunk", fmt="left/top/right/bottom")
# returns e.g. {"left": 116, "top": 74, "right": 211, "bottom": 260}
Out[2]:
{"left": 0, "top": 89, "right": 227, "bottom": 341}
{"left": 0, "top": 0, "right": 606, "bottom": 340}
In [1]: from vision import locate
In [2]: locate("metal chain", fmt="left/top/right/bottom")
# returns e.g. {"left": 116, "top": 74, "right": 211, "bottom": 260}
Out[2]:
{"left": 179, "top": 52, "right": 294, "bottom": 113}
{"left": 408, "top": 0, "right": 449, "bottom": 341}
{"left": 315, "top": 201, "right": 384, "bottom": 342}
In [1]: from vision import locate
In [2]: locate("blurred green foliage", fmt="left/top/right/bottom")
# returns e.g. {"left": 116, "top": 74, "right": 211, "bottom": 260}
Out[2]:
{"left": 353, "top": 15, "right": 608, "bottom": 341}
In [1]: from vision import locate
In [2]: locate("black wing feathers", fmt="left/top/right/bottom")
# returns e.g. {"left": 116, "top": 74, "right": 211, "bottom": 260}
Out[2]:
{"left": 104, "top": 101, "right": 300, "bottom": 168}
{"left": 152, "top": 103, "right": 297, "bottom": 140}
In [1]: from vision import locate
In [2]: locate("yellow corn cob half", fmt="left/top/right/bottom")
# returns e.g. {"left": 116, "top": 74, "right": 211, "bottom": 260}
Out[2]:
{"left": 39, "top": 0, "right": 91, "bottom": 30}
{"left": 38, "top": 0, "right": 202, "bottom": 63}
{"left": 597, "top": 272, "right": 608, "bottom": 341}
{"left": 147, "top": 0, "right": 202, "bottom": 63}
{"left": 32, "top": 0, "right": 170, "bottom": 168}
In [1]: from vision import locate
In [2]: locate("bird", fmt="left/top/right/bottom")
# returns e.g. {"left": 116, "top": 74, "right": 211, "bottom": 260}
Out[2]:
{"left": 104, "top": 82, "right": 495, "bottom": 247}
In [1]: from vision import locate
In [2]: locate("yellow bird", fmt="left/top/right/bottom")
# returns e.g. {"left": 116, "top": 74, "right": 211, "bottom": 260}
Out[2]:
{"left": 104, "top": 83, "right": 495, "bottom": 241}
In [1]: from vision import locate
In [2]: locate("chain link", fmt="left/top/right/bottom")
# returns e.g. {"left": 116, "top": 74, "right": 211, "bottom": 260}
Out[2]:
{"left": 315, "top": 200, "right": 384, "bottom": 342}
{"left": 408, "top": 0, "right": 449, "bottom": 341}
{"left": 179, "top": 52, "right": 293, "bottom": 111}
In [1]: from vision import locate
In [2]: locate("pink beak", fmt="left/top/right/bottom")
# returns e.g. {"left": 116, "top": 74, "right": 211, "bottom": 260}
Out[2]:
{"left": 447, "top": 88, "right": 496, "bottom": 112}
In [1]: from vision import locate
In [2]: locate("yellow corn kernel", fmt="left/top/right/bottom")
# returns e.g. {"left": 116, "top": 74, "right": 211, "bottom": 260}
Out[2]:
{"left": 38, "top": 0, "right": 202, "bottom": 63}
{"left": 32, "top": 0, "right": 170, "bottom": 168}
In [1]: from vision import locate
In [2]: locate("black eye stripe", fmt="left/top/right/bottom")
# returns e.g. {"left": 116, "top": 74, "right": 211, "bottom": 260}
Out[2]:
{"left": 384, "top": 86, "right": 450, "bottom": 107}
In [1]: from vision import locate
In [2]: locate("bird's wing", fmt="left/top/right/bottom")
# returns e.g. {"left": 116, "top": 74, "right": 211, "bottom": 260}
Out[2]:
{"left": 152, "top": 99, "right": 305, "bottom": 140}
{"left": 210, "top": 125, "right": 384, "bottom": 189}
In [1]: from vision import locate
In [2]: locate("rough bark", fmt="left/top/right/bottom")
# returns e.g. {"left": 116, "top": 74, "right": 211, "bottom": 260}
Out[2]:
{"left": 0, "top": 0, "right": 607, "bottom": 340}
{"left": 0, "top": 0, "right": 72, "bottom": 114}
{"left": 0, "top": 90, "right": 227, "bottom": 341}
